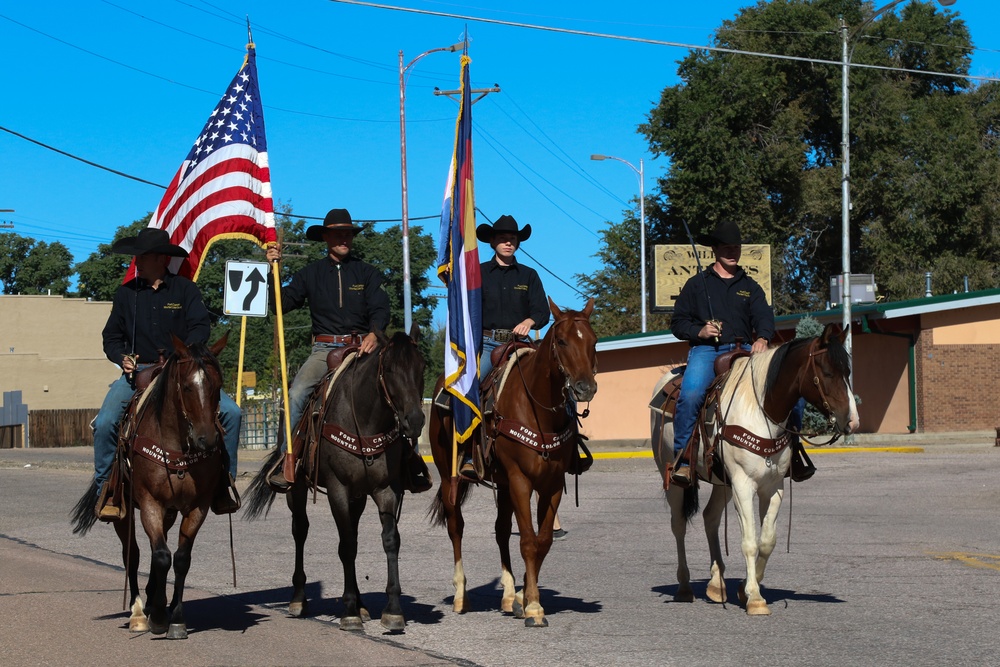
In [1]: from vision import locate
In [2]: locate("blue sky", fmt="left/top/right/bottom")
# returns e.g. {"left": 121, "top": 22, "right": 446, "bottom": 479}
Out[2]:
{"left": 2, "top": 1, "right": 999, "bottom": 327}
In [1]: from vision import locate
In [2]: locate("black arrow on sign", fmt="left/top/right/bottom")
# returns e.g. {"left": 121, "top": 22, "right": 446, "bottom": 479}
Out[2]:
{"left": 243, "top": 267, "right": 266, "bottom": 311}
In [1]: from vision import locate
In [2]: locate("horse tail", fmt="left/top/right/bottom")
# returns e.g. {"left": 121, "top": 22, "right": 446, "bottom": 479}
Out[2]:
{"left": 427, "top": 482, "right": 473, "bottom": 527}
{"left": 242, "top": 447, "right": 281, "bottom": 521}
{"left": 70, "top": 482, "right": 99, "bottom": 536}
{"left": 682, "top": 486, "right": 699, "bottom": 522}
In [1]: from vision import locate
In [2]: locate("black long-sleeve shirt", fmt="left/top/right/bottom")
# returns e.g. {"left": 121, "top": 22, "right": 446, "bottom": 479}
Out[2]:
{"left": 102, "top": 273, "right": 211, "bottom": 365}
{"left": 270, "top": 255, "right": 390, "bottom": 335}
{"left": 480, "top": 256, "right": 549, "bottom": 331}
{"left": 671, "top": 266, "right": 774, "bottom": 346}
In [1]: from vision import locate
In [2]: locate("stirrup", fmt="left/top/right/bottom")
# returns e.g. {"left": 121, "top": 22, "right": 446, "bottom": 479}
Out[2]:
{"left": 669, "top": 462, "right": 693, "bottom": 488}
{"left": 211, "top": 474, "right": 242, "bottom": 515}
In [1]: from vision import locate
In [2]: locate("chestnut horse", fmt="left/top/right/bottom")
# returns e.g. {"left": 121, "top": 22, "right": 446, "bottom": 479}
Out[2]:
{"left": 429, "top": 297, "right": 597, "bottom": 627}
{"left": 243, "top": 329, "right": 426, "bottom": 632}
{"left": 650, "top": 323, "right": 859, "bottom": 615}
{"left": 70, "top": 333, "right": 229, "bottom": 639}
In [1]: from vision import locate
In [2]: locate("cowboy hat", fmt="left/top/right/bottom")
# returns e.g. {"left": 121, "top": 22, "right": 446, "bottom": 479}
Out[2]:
{"left": 696, "top": 220, "right": 743, "bottom": 247}
{"left": 110, "top": 228, "right": 188, "bottom": 258}
{"left": 306, "top": 208, "right": 365, "bottom": 242}
{"left": 476, "top": 214, "right": 532, "bottom": 244}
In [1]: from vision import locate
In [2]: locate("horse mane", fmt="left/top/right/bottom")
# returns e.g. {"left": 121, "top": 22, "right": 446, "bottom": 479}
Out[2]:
{"left": 764, "top": 333, "right": 851, "bottom": 396}
{"left": 146, "top": 341, "right": 222, "bottom": 416}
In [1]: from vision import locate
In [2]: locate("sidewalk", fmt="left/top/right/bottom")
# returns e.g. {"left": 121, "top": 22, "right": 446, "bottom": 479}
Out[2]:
{"left": 1, "top": 429, "right": 996, "bottom": 473}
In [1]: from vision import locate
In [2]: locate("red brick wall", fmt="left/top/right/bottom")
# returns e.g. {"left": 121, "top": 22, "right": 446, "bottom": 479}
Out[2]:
{"left": 916, "top": 332, "right": 1000, "bottom": 432}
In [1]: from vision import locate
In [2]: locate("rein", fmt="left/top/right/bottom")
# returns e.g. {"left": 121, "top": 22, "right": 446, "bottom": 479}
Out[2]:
{"left": 512, "top": 314, "right": 593, "bottom": 415}
{"left": 754, "top": 341, "right": 844, "bottom": 447}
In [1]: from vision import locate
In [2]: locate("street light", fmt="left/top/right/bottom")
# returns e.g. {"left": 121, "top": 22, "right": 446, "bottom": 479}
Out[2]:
{"left": 399, "top": 41, "right": 464, "bottom": 334}
{"left": 840, "top": 0, "right": 957, "bottom": 356}
{"left": 591, "top": 154, "right": 646, "bottom": 333}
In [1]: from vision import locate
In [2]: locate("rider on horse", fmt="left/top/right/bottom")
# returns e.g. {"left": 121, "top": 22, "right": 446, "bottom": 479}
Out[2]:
{"left": 456, "top": 215, "right": 549, "bottom": 481}
{"left": 93, "top": 227, "right": 242, "bottom": 520}
{"left": 264, "top": 208, "right": 432, "bottom": 493}
{"left": 668, "top": 220, "right": 778, "bottom": 487}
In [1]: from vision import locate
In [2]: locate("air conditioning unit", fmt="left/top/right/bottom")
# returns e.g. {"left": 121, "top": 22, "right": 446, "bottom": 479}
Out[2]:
{"left": 830, "top": 274, "right": 877, "bottom": 306}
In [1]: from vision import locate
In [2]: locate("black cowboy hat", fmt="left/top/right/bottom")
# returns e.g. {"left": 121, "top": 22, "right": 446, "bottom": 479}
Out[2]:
{"left": 306, "top": 208, "right": 365, "bottom": 242}
{"left": 696, "top": 220, "right": 743, "bottom": 247}
{"left": 476, "top": 214, "right": 532, "bottom": 244}
{"left": 110, "top": 228, "right": 188, "bottom": 258}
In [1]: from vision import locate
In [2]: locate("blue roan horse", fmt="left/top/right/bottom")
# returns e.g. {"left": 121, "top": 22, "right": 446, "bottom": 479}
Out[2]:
{"left": 243, "top": 329, "right": 426, "bottom": 632}
{"left": 650, "top": 323, "right": 859, "bottom": 615}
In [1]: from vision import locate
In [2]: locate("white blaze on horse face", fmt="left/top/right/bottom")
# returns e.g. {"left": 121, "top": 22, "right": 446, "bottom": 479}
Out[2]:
{"left": 575, "top": 329, "right": 583, "bottom": 340}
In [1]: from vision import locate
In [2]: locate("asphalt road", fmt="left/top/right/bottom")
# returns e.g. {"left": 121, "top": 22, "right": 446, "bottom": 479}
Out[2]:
{"left": 2, "top": 442, "right": 999, "bottom": 666}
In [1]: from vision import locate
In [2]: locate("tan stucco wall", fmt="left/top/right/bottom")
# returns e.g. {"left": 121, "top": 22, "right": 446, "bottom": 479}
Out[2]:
{"left": 922, "top": 304, "right": 1000, "bottom": 344}
{"left": 0, "top": 295, "right": 119, "bottom": 410}
{"left": 851, "top": 334, "right": 911, "bottom": 433}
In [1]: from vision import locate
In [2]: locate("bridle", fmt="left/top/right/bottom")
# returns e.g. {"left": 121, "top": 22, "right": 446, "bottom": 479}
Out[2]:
{"left": 514, "top": 314, "right": 595, "bottom": 415}
{"left": 171, "top": 355, "right": 223, "bottom": 453}
{"left": 752, "top": 339, "right": 848, "bottom": 446}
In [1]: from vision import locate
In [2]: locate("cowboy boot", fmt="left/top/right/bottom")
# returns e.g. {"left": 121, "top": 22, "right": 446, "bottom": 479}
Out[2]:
{"left": 459, "top": 444, "right": 480, "bottom": 483}
{"left": 406, "top": 445, "right": 433, "bottom": 493}
{"left": 211, "top": 473, "right": 242, "bottom": 514}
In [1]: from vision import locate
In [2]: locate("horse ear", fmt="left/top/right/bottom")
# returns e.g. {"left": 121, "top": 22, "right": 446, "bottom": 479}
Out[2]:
{"left": 408, "top": 322, "right": 420, "bottom": 343}
{"left": 820, "top": 323, "right": 839, "bottom": 347}
{"left": 582, "top": 297, "right": 595, "bottom": 319}
{"left": 209, "top": 330, "right": 229, "bottom": 358}
{"left": 171, "top": 334, "right": 189, "bottom": 357}
{"left": 548, "top": 296, "right": 563, "bottom": 319}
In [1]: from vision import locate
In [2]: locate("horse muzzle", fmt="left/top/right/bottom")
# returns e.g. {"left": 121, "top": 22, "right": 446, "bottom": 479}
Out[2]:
{"left": 568, "top": 379, "right": 598, "bottom": 404}
{"left": 399, "top": 408, "right": 426, "bottom": 440}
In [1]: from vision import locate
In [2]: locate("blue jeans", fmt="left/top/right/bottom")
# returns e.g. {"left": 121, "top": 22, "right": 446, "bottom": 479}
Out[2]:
{"left": 672, "top": 343, "right": 749, "bottom": 458}
{"left": 282, "top": 342, "right": 345, "bottom": 445}
{"left": 93, "top": 373, "right": 242, "bottom": 486}
{"left": 480, "top": 336, "right": 502, "bottom": 379}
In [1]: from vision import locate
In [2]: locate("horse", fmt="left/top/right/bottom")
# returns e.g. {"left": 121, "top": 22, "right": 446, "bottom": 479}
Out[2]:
{"left": 243, "top": 328, "right": 426, "bottom": 632}
{"left": 70, "top": 333, "right": 229, "bottom": 638}
{"left": 649, "top": 323, "right": 859, "bottom": 615}
{"left": 428, "top": 297, "right": 598, "bottom": 627}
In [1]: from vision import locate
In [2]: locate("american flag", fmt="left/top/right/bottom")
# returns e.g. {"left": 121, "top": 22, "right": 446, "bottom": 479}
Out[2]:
{"left": 127, "top": 41, "right": 276, "bottom": 282}
{"left": 437, "top": 51, "right": 482, "bottom": 443}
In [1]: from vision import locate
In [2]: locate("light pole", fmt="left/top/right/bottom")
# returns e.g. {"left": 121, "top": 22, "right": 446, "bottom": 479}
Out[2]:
{"left": 399, "top": 41, "right": 464, "bottom": 333}
{"left": 840, "top": 0, "right": 956, "bottom": 356}
{"left": 591, "top": 154, "right": 646, "bottom": 333}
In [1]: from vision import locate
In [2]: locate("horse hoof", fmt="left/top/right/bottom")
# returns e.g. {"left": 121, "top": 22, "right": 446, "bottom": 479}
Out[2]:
{"left": 501, "top": 597, "right": 515, "bottom": 614}
{"left": 737, "top": 582, "right": 748, "bottom": 605}
{"left": 288, "top": 601, "right": 307, "bottom": 618}
{"left": 360, "top": 607, "right": 371, "bottom": 623}
{"left": 129, "top": 618, "right": 149, "bottom": 633}
{"left": 524, "top": 615, "right": 548, "bottom": 628}
{"left": 707, "top": 582, "right": 727, "bottom": 604}
{"left": 511, "top": 599, "right": 524, "bottom": 619}
{"left": 453, "top": 597, "right": 468, "bottom": 614}
{"left": 148, "top": 620, "right": 168, "bottom": 636}
{"left": 673, "top": 589, "right": 695, "bottom": 603}
{"left": 380, "top": 613, "right": 406, "bottom": 632}
{"left": 746, "top": 600, "right": 771, "bottom": 616}
{"left": 166, "top": 623, "right": 188, "bottom": 640}
{"left": 340, "top": 616, "right": 365, "bottom": 632}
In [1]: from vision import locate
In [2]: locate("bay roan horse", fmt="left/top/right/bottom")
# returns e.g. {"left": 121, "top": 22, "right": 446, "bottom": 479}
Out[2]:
{"left": 650, "top": 323, "right": 859, "bottom": 615}
{"left": 70, "top": 333, "right": 229, "bottom": 639}
{"left": 429, "top": 297, "right": 597, "bottom": 627}
{"left": 243, "top": 329, "right": 425, "bottom": 633}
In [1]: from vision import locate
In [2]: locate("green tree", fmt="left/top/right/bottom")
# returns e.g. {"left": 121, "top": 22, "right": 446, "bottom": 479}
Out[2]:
{"left": 0, "top": 233, "right": 74, "bottom": 295}
{"left": 637, "top": 0, "right": 989, "bottom": 312}
{"left": 576, "top": 207, "right": 672, "bottom": 337}
{"left": 75, "top": 217, "right": 151, "bottom": 300}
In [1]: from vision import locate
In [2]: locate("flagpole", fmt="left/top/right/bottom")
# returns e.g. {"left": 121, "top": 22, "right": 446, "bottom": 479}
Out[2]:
{"left": 450, "top": 430, "right": 459, "bottom": 506}
{"left": 236, "top": 316, "right": 248, "bottom": 408}
{"left": 271, "top": 229, "right": 295, "bottom": 482}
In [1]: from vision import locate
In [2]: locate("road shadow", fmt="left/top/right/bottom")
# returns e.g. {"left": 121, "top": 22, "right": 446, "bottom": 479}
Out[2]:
{"left": 652, "top": 581, "right": 844, "bottom": 606}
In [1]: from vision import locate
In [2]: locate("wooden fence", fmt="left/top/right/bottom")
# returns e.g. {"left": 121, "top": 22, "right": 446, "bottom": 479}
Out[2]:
{"left": 29, "top": 409, "right": 98, "bottom": 448}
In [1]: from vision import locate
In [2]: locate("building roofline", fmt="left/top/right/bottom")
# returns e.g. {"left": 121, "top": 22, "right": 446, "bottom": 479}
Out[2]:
{"left": 598, "top": 288, "right": 1000, "bottom": 351}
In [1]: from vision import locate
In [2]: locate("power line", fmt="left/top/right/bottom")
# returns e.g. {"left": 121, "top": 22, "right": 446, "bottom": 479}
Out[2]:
{"left": 327, "top": 0, "right": 1000, "bottom": 84}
